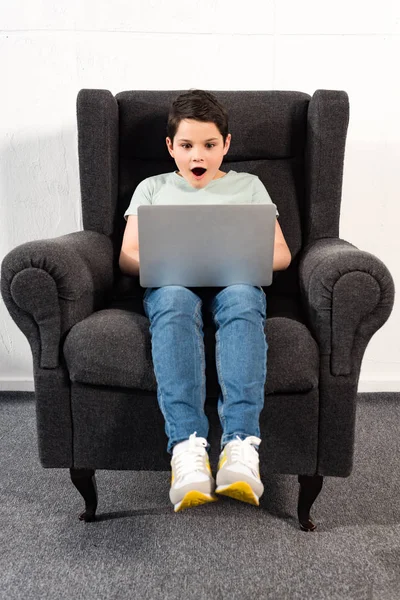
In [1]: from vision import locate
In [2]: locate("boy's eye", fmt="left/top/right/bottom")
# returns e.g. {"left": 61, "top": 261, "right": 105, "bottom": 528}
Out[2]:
{"left": 181, "top": 144, "right": 215, "bottom": 149}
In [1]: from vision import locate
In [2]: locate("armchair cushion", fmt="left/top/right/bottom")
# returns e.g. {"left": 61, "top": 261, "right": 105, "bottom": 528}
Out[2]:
{"left": 63, "top": 307, "right": 319, "bottom": 396}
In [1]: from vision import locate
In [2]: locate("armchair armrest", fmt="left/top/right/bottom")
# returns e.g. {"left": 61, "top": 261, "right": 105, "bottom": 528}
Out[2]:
{"left": 299, "top": 238, "right": 395, "bottom": 376}
{"left": 1, "top": 230, "right": 114, "bottom": 369}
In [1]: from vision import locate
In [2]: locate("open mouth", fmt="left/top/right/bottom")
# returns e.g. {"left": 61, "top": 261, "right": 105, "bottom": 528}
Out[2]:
{"left": 191, "top": 167, "right": 207, "bottom": 177}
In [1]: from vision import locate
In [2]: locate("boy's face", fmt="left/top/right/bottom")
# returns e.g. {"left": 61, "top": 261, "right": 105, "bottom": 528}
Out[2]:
{"left": 166, "top": 119, "right": 231, "bottom": 188}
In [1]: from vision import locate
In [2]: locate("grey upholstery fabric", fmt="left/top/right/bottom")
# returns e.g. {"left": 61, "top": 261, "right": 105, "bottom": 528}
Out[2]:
{"left": 0, "top": 89, "right": 395, "bottom": 478}
{"left": 63, "top": 312, "right": 319, "bottom": 395}
{"left": 1, "top": 231, "right": 114, "bottom": 368}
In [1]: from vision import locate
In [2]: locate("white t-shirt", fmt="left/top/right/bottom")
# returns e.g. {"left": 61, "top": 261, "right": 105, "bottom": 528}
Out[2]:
{"left": 124, "top": 170, "right": 279, "bottom": 220}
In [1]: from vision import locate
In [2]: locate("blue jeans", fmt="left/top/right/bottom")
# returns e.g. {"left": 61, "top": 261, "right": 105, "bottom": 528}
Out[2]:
{"left": 143, "top": 284, "right": 268, "bottom": 455}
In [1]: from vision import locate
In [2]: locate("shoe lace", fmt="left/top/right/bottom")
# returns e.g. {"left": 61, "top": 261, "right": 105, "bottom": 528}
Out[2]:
{"left": 174, "top": 432, "right": 208, "bottom": 480}
{"left": 229, "top": 435, "right": 261, "bottom": 471}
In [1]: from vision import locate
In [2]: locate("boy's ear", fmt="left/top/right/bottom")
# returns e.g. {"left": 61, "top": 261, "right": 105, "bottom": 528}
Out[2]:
{"left": 223, "top": 133, "right": 231, "bottom": 155}
{"left": 166, "top": 137, "right": 174, "bottom": 156}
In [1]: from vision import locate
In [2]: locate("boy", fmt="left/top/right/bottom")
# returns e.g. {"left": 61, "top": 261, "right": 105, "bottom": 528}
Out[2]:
{"left": 120, "top": 89, "right": 291, "bottom": 513}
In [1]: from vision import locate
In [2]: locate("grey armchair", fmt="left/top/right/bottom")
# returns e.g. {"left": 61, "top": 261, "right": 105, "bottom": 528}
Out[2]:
{"left": 1, "top": 89, "right": 395, "bottom": 531}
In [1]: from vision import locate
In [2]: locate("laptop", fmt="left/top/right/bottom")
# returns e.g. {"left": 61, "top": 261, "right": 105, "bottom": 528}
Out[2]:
{"left": 137, "top": 204, "right": 277, "bottom": 288}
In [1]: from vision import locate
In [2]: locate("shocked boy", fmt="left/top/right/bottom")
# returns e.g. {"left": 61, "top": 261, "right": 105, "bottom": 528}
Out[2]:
{"left": 120, "top": 89, "right": 291, "bottom": 512}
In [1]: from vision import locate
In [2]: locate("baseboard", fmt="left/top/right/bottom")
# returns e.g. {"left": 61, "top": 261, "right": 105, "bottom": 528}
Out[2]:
{"left": 1, "top": 377, "right": 400, "bottom": 393}
{"left": 0, "top": 378, "right": 35, "bottom": 392}
{"left": 357, "top": 377, "right": 400, "bottom": 393}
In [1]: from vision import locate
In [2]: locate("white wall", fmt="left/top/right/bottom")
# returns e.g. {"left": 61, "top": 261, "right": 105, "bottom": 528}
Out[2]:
{"left": 1, "top": 0, "right": 399, "bottom": 391}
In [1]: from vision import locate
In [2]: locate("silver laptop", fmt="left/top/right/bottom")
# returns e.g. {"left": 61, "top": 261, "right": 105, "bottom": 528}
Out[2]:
{"left": 137, "top": 204, "right": 277, "bottom": 288}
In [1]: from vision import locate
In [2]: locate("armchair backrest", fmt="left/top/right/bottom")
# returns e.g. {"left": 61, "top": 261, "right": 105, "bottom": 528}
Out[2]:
{"left": 76, "top": 89, "right": 349, "bottom": 303}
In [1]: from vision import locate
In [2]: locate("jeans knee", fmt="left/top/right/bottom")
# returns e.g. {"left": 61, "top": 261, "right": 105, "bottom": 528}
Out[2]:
{"left": 144, "top": 285, "right": 201, "bottom": 317}
{"left": 212, "top": 284, "right": 266, "bottom": 315}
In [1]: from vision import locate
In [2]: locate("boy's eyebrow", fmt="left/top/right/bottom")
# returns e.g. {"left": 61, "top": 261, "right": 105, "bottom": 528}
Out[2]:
{"left": 177, "top": 137, "right": 219, "bottom": 142}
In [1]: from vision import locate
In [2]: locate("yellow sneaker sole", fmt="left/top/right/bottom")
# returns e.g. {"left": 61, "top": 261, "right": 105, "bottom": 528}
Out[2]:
{"left": 174, "top": 491, "right": 218, "bottom": 513}
{"left": 215, "top": 481, "right": 260, "bottom": 506}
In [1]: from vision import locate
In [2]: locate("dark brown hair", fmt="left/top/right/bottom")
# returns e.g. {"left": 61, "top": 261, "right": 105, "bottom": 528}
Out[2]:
{"left": 167, "top": 89, "right": 229, "bottom": 145}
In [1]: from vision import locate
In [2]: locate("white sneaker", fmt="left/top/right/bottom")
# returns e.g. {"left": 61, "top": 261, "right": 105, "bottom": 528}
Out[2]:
{"left": 215, "top": 435, "right": 264, "bottom": 505}
{"left": 169, "top": 432, "right": 218, "bottom": 512}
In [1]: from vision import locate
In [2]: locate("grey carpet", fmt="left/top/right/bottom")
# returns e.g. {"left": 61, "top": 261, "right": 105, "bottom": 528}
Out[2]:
{"left": 1, "top": 392, "right": 400, "bottom": 600}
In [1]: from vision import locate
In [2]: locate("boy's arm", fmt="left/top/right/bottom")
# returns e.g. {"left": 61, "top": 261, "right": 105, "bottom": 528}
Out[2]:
{"left": 273, "top": 220, "right": 291, "bottom": 271}
{"left": 119, "top": 215, "right": 140, "bottom": 276}
{"left": 251, "top": 177, "right": 289, "bottom": 270}
{"left": 119, "top": 248, "right": 140, "bottom": 277}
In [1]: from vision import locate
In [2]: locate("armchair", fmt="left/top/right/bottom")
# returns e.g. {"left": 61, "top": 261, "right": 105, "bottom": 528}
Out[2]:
{"left": 1, "top": 89, "right": 394, "bottom": 531}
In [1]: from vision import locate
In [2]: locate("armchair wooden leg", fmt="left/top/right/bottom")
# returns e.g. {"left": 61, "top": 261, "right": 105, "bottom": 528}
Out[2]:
{"left": 297, "top": 474, "right": 324, "bottom": 532}
{"left": 70, "top": 468, "right": 98, "bottom": 522}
